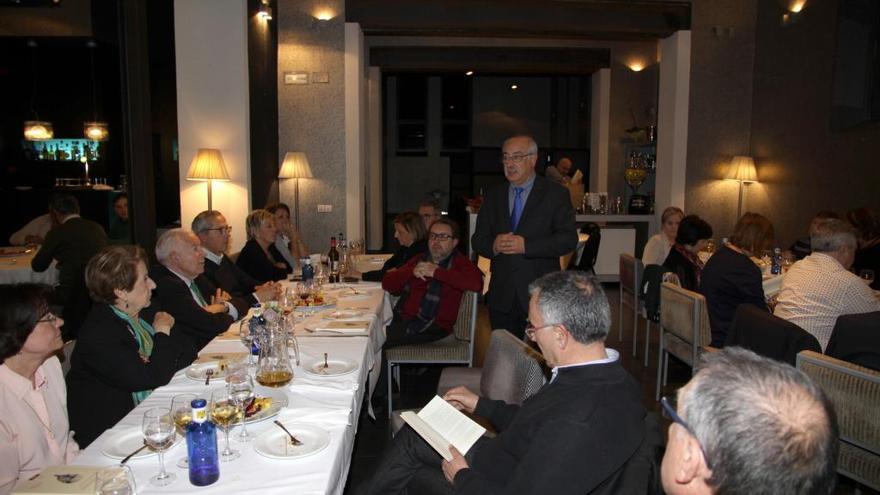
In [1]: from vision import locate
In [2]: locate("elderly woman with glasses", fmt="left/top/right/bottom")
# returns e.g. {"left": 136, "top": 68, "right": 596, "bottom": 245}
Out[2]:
{"left": 236, "top": 209, "right": 293, "bottom": 283}
{"left": 67, "top": 245, "right": 196, "bottom": 447}
{"left": 0, "top": 284, "right": 79, "bottom": 493}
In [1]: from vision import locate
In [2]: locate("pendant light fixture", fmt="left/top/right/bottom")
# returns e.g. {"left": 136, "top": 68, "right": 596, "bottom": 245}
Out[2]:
{"left": 83, "top": 40, "right": 109, "bottom": 142}
{"left": 23, "top": 40, "right": 53, "bottom": 141}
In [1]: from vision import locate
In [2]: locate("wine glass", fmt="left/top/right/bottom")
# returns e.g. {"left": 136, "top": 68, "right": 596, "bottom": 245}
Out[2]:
{"left": 281, "top": 287, "right": 296, "bottom": 316}
{"left": 859, "top": 269, "right": 875, "bottom": 286}
{"left": 210, "top": 388, "right": 241, "bottom": 461}
{"left": 171, "top": 393, "right": 197, "bottom": 468}
{"left": 228, "top": 375, "right": 255, "bottom": 442}
{"left": 95, "top": 465, "right": 136, "bottom": 495}
{"left": 142, "top": 407, "right": 176, "bottom": 486}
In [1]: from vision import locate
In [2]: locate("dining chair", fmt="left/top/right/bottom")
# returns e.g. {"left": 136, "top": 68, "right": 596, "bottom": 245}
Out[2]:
{"left": 826, "top": 311, "right": 880, "bottom": 371}
{"left": 726, "top": 304, "right": 821, "bottom": 366}
{"left": 572, "top": 223, "right": 601, "bottom": 274}
{"left": 619, "top": 254, "right": 650, "bottom": 363}
{"left": 655, "top": 283, "right": 711, "bottom": 401}
{"left": 384, "top": 291, "right": 479, "bottom": 417}
{"left": 797, "top": 350, "right": 880, "bottom": 490}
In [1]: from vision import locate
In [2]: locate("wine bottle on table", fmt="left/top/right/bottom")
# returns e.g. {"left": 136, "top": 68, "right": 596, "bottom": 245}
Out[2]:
{"left": 328, "top": 236, "right": 339, "bottom": 283}
{"left": 186, "top": 399, "right": 219, "bottom": 486}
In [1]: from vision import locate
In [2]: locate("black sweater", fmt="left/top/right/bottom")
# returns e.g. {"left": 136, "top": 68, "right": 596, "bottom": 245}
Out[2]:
{"left": 453, "top": 360, "right": 645, "bottom": 495}
{"left": 361, "top": 239, "right": 428, "bottom": 282}
{"left": 67, "top": 304, "right": 197, "bottom": 447}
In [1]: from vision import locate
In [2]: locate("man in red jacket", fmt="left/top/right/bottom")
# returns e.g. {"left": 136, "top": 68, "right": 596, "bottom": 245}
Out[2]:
{"left": 382, "top": 218, "right": 483, "bottom": 348}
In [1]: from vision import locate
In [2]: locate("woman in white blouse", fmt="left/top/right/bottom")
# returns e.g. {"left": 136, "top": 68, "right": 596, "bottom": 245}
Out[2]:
{"left": 642, "top": 206, "right": 684, "bottom": 266}
{"left": 0, "top": 284, "right": 78, "bottom": 494}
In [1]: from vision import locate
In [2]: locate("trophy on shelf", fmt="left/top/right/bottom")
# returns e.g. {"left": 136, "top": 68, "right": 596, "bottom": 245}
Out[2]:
{"left": 625, "top": 152, "right": 651, "bottom": 214}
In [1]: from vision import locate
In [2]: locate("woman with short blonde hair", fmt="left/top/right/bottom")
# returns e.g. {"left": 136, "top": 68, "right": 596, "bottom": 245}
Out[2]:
{"left": 236, "top": 209, "right": 292, "bottom": 283}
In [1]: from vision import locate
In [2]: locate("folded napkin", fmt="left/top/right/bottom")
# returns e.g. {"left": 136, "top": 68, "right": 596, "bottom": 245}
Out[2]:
{"left": 309, "top": 320, "right": 371, "bottom": 334}
{"left": 291, "top": 376, "right": 359, "bottom": 392}
{"left": 337, "top": 293, "right": 373, "bottom": 302}
{"left": 277, "top": 406, "right": 351, "bottom": 426}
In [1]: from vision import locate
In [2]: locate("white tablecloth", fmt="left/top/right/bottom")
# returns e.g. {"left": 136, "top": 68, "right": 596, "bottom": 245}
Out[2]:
{"left": 0, "top": 247, "right": 58, "bottom": 286}
{"left": 74, "top": 283, "right": 393, "bottom": 495}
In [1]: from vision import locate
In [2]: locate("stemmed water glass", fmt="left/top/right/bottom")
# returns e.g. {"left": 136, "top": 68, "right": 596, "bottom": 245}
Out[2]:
{"left": 239, "top": 319, "right": 257, "bottom": 368}
{"left": 859, "top": 269, "right": 875, "bottom": 286}
{"left": 210, "top": 388, "right": 241, "bottom": 461}
{"left": 142, "top": 407, "right": 176, "bottom": 486}
{"left": 228, "top": 374, "right": 255, "bottom": 443}
{"left": 171, "top": 393, "right": 198, "bottom": 469}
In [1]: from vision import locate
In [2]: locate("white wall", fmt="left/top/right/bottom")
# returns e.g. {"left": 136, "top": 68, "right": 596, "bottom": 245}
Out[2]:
{"left": 174, "top": 0, "right": 252, "bottom": 252}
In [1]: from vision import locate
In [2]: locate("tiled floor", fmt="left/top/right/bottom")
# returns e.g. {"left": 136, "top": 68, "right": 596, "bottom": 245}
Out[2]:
{"left": 343, "top": 284, "right": 875, "bottom": 494}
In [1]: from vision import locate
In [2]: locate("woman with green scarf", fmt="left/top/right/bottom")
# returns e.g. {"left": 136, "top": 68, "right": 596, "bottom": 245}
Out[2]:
{"left": 67, "top": 245, "right": 196, "bottom": 447}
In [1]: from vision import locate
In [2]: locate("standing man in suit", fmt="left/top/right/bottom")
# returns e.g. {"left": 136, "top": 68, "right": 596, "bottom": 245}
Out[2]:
{"left": 192, "top": 210, "right": 280, "bottom": 305}
{"left": 150, "top": 229, "right": 248, "bottom": 350}
{"left": 472, "top": 135, "right": 577, "bottom": 338}
{"left": 31, "top": 194, "right": 107, "bottom": 339}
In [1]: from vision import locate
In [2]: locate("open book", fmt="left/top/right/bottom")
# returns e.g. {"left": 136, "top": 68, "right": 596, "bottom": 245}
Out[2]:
{"left": 400, "top": 395, "right": 486, "bottom": 461}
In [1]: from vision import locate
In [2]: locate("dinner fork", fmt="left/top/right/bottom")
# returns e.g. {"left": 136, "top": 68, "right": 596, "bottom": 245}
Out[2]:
{"left": 273, "top": 420, "right": 303, "bottom": 445}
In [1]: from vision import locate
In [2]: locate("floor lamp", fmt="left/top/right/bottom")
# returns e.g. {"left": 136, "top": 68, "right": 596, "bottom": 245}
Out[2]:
{"left": 186, "top": 148, "right": 231, "bottom": 211}
{"left": 724, "top": 155, "right": 758, "bottom": 220}
{"left": 279, "top": 151, "right": 313, "bottom": 229}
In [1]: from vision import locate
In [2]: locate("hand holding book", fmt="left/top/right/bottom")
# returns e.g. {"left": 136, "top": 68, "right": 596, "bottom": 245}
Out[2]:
{"left": 442, "top": 386, "right": 479, "bottom": 414}
{"left": 400, "top": 394, "right": 486, "bottom": 462}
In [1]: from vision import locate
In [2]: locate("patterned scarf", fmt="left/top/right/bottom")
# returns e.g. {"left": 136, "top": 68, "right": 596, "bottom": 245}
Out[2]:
{"left": 673, "top": 243, "right": 705, "bottom": 288}
{"left": 404, "top": 252, "right": 455, "bottom": 335}
{"left": 110, "top": 305, "right": 156, "bottom": 405}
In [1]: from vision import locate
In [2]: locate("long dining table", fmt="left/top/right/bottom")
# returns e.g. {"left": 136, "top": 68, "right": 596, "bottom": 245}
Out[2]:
{"left": 73, "top": 279, "right": 393, "bottom": 495}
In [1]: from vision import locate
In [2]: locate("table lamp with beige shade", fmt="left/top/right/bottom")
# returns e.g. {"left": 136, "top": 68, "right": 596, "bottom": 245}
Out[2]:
{"left": 278, "top": 151, "right": 313, "bottom": 229}
{"left": 186, "top": 148, "right": 231, "bottom": 211}
{"left": 724, "top": 155, "right": 758, "bottom": 219}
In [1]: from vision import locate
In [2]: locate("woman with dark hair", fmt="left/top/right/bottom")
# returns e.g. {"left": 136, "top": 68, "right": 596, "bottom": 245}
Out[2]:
{"left": 847, "top": 207, "right": 880, "bottom": 289}
{"left": 357, "top": 211, "right": 428, "bottom": 282}
{"left": 663, "top": 215, "right": 712, "bottom": 291}
{"left": 236, "top": 209, "right": 292, "bottom": 283}
{"left": 265, "top": 202, "right": 309, "bottom": 269}
{"left": 642, "top": 206, "right": 684, "bottom": 266}
{"left": 700, "top": 212, "right": 774, "bottom": 347}
{"left": 0, "top": 284, "right": 79, "bottom": 492}
{"left": 67, "top": 245, "right": 196, "bottom": 447}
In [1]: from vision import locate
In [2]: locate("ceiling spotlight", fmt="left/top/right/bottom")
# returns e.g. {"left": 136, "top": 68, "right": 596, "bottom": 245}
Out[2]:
{"left": 510, "top": 84, "right": 518, "bottom": 90}
{"left": 465, "top": 70, "right": 474, "bottom": 76}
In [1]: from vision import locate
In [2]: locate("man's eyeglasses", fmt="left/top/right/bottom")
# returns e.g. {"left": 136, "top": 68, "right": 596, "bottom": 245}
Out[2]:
{"left": 37, "top": 313, "right": 60, "bottom": 326}
{"left": 428, "top": 233, "right": 455, "bottom": 241}
{"left": 501, "top": 152, "right": 535, "bottom": 165}
{"left": 660, "top": 396, "right": 713, "bottom": 469}
{"left": 203, "top": 226, "right": 232, "bottom": 234}
{"left": 524, "top": 320, "right": 560, "bottom": 340}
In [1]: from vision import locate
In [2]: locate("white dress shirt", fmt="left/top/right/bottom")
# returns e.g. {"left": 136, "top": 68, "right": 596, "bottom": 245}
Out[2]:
{"left": 774, "top": 252, "right": 880, "bottom": 350}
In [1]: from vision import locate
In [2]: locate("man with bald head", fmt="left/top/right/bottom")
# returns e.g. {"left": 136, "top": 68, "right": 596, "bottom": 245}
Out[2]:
{"left": 661, "top": 347, "right": 838, "bottom": 495}
{"left": 472, "top": 135, "right": 577, "bottom": 338}
{"left": 150, "top": 228, "right": 248, "bottom": 350}
{"left": 545, "top": 157, "right": 573, "bottom": 185}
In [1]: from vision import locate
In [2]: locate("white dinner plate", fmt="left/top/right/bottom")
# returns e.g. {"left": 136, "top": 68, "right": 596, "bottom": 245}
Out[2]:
{"left": 253, "top": 423, "right": 330, "bottom": 460}
{"left": 243, "top": 390, "right": 289, "bottom": 424}
{"left": 302, "top": 357, "right": 358, "bottom": 377}
{"left": 324, "top": 309, "right": 368, "bottom": 320}
{"left": 185, "top": 362, "right": 228, "bottom": 381}
{"left": 101, "top": 428, "right": 182, "bottom": 460}
{"left": 293, "top": 297, "right": 337, "bottom": 313}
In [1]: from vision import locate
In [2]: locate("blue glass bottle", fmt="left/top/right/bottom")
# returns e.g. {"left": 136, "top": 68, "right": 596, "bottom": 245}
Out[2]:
{"left": 301, "top": 258, "right": 314, "bottom": 281}
{"left": 186, "top": 399, "right": 219, "bottom": 486}
{"left": 771, "top": 247, "right": 782, "bottom": 275}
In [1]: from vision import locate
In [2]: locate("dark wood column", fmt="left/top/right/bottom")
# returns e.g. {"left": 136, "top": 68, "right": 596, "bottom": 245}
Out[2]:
{"left": 117, "top": 0, "right": 157, "bottom": 255}
{"left": 248, "top": 0, "right": 280, "bottom": 209}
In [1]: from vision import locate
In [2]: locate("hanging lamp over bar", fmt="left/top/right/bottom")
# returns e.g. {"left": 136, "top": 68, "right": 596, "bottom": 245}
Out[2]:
{"left": 24, "top": 41, "right": 53, "bottom": 141}
{"left": 84, "top": 40, "right": 109, "bottom": 141}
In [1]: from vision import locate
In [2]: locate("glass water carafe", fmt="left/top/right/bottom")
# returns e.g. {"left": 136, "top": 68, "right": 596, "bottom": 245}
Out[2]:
{"left": 255, "top": 321, "right": 293, "bottom": 388}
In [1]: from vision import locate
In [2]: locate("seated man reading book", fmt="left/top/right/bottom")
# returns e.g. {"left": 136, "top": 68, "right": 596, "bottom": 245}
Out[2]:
{"left": 359, "top": 271, "right": 647, "bottom": 495}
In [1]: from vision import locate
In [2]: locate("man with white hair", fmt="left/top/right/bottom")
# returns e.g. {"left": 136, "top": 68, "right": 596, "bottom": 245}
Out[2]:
{"left": 774, "top": 218, "right": 880, "bottom": 350}
{"left": 150, "top": 229, "right": 248, "bottom": 350}
{"left": 661, "top": 347, "right": 838, "bottom": 495}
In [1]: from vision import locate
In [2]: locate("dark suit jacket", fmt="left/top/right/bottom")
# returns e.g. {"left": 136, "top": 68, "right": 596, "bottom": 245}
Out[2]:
{"left": 826, "top": 311, "right": 880, "bottom": 371}
{"left": 149, "top": 265, "right": 244, "bottom": 350}
{"left": 471, "top": 176, "right": 577, "bottom": 313}
{"left": 66, "top": 304, "right": 197, "bottom": 447}
{"left": 235, "top": 239, "right": 292, "bottom": 283}
{"left": 203, "top": 254, "right": 260, "bottom": 305}
{"left": 726, "top": 303, "right": 821, "bottom": 366}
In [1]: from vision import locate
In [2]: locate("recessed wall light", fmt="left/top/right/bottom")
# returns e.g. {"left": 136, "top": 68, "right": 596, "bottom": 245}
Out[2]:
{"left": 465, "top": 70, "right": 474, "bottom": 76}
{"left": 510, "top": 84, "right": 518, "bottom": 90}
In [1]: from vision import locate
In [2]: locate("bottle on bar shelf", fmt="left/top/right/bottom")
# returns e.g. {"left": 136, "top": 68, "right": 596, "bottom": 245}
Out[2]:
{"left": 328, "top": 236, "right": 339, "bottom": 283}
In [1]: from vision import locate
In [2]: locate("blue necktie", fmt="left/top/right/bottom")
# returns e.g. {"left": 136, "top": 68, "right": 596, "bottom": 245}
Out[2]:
{"left": 511, "top": 187, "right": 524, "bottom": 231}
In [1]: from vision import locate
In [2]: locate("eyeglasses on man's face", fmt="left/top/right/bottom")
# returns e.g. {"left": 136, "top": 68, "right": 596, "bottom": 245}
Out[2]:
{"left": 501, "top": 152, "right": 535, "bottom": 165}
{"left": 524, "top": 320, "right": 559, "bottom": 340}
{"left": 203, "top": 225, "right": 232, "bottom": 234}
{"left": 660, "top": 396, "right": 713, "bottom": 470}
{"left": 428, "top": 233, "right": 455, "bottom": 241}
